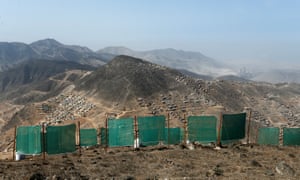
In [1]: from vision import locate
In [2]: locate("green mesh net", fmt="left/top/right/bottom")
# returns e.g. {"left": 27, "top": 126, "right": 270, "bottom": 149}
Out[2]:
{"left": 16, "top": 126, "right": 42, "bottom": 155}
{"left": 80, "top": 128, "right": 97, "bottom": 147}
{"left": 164, "top": 128, "right": 183, "bottom": 145}
{"left": 100, "top": 127, "right": 107, "bottom": 146}
{"left": 188, "top": 116, "right": 217, "bottom": 143}
{"left": 257, "top": 127, "right": 279, "bottom": 145}
{"left": 283, "top": 128, "right": 300, "bottom": 146}
{"left": 108, "top": 118, "right": 134, "bottom": 147}
{"left": 138, "top": 116, "right": 165, "bottom": 146}
{"left": 46, "top": 124, "right": 76, "bottom": 154}
{"left": 221, "top": 113, "right": 246, "bottom": 142}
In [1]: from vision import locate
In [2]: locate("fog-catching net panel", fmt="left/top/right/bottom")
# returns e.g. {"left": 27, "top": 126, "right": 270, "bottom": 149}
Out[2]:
{"left": 257, "top": 127, "right": 279, "bottom": 145}
{"left": 164, "top": 128, "right": 182, "bottom": 145}
{"left": 188, "top": 116, "right": 217, "bottom": 143}
{"left": 283, "top": 128, "right": 300, "bottom": 146}
{"left": 138, "top": 116, "right": 165, "bottom": 146}
{"left": 221, "top": 113, "right": 246, "bottom": 142}
{"left": 16, "top": 126, "right": 42, "bottom": 155}
{"left": 108, "top": 118, "right": 134, "bottom": 147}
{"left": 46, "top": 124, "right": 76, "bottom": 154}
{"left": 100, "top": 128, "right": 107, "bottom": 146}
{"left": 80, "top": 128, "right": 97, "bottom": 147}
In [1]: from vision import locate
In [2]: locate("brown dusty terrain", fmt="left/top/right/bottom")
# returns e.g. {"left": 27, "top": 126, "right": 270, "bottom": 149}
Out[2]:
{"left": 0, "top": 144, "right": 299, "bottom": 179}
{"left": 0, "top": 57, "right": 299, "bottom": 179}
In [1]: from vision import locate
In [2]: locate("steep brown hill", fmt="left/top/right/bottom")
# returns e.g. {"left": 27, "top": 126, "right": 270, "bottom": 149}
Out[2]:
{"left": 77, "top": 55, "right": 188, "bottom": 103}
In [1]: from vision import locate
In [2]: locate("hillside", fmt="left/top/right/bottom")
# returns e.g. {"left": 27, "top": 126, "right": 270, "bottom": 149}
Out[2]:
{"left": 77, "top": 55, "right": 188, "bottom": 104}
{"left": 0, "top": 59, "right": 94, "bottom": 104}
{"left": 0, "top": 59, "right": 93, "bottom": 92}
{"left": 0, "top": 55, "right": 298, "bottom": 128}
{"left": 0, "top": 42, "right": 37, "bottom": 71}
{"left": 0, "top": 55, "right": 299, "bottom": 163}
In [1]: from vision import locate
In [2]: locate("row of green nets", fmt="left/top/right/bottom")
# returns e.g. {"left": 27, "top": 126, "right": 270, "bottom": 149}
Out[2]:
{"left": 16, "top": 113, "right": 248, "bottom": 154}
{"left": 16, "top": 124, "right": 97, "bottom": 155}
{"left": 256, "top": 127, "right": 300, "bottom": 146}
{"left": 103, "top": 113, "right": 247, "bottom": 147}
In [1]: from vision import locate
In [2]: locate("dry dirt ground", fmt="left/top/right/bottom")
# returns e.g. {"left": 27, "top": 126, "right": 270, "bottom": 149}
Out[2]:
{"left": 0, "top": 144, "right": 299, "bottom": 179}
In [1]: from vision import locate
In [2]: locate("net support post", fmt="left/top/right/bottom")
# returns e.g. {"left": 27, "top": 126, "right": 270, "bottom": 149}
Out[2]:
{"left": 13, "top": 126, "right": 17, "bottom": 161}
{"left": 134, "top": 115, "right": 138, "bottom": 150}
{"left": 78, "top": 121, "right": 81, "bottom": 155}
{"left": 183, "top": 113, "right": 187, "bottom": 144}
{"left": 42, "top": 123, "right": 46, "bottom": 160}
{"left": 217, "top": 112, "right": 223, "bottom": 147}
{"left": 167, "top": 113, "right": 170, "bottom": 148}
{"left": 105, "top": 115, "right": 108, "bottom": 152}
{"left": 245, "top": 107, "right": 252, "bottom": 144}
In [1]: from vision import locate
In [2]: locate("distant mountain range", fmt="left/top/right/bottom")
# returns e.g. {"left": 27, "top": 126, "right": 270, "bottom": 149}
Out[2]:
{"left": 0, "top": 39, "right": 106, "bottom": 71}
{"left": 97, "top": 46, "right": 236, "bottom": 77}
{"left": 0, "top": 39, "right": 299, "bottom": 83}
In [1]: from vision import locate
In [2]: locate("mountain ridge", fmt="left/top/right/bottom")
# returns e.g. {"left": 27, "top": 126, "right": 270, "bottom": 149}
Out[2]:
{"left": 1, "top": 39, "right": 300, "bottom": 83}
{"left": 0, "top": 39, "right": 106, "bottom": 71}
{"left": 97, "top": 46, "right": 236, "bottom": 77}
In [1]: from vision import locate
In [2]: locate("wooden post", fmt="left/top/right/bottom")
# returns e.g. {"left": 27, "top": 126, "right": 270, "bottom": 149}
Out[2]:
{"left": 134, "top": 115, "right": 137, "bottom": 150}
{"left": 78, "top": 121, "right": 81, "bottom": 155}
{"left": 167, "top": 113, "right": 170, "bottom": 148}
{"left": 97, "top": 127, "right": 100, "bottom": 145}
{"left": 217, "top": 112, "right": 223, "bottom": 147}
{"left": 105, "top": 116, "right": 108, "bottom": 152}
{"left": 13, "top": 126, "right": 17, "bottom": 161}
{"left": 247, "top": 109, "right": 252, "bottom": 144}
{"left": 184, "top": 113, "right": 187, "bottom": 144}
{"left": 42, "top": 124, "right": 46, "bottom": 160}
{"left": 255, "top": 124, "right": 260, "bottom": 145}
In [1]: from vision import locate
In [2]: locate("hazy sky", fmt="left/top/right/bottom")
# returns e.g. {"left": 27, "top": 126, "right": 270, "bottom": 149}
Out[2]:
{"left": 0, "top": 0, "right": 299, "bottom": 69}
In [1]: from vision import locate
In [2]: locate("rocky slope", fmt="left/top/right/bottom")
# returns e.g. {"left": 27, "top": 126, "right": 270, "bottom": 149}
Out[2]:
{"left": 77, "top": 55, "right": 188, "bottom": 103}
{"left": 0, "top": 59, "right": 94, "bottom": 103}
